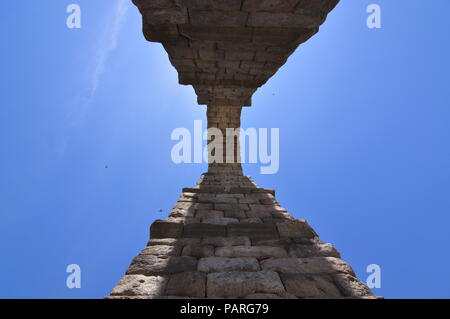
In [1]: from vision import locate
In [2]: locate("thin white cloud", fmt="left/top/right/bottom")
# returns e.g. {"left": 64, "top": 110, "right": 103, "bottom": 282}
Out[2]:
{"left": 71, "top": 0, "right": 130, "bottom": 122}
{"left": 58, "top": 0, "right": 130, "bottom": 158}
{"left": 89, "top": 0, "right": 129, "bottom": 97}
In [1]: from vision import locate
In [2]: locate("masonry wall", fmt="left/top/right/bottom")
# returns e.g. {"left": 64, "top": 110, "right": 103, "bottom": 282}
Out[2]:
{"left": 108, "top": 0, "right": 376, "bottom": 299}
{"left": 109, "top": 173, "right": 375, "bottom": 299}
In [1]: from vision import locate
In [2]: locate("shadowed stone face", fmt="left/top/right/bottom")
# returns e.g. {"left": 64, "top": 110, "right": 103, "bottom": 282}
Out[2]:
{"left": 132, "top": 0, "right": 339, "bottom": 106}
{"left": 108, "top": 0, "right": 377, "bottom": 300}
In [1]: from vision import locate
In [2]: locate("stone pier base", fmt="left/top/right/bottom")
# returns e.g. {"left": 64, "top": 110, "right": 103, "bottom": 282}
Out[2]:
{"left": 108, "top": 173, "right": 374, "bottom": 299}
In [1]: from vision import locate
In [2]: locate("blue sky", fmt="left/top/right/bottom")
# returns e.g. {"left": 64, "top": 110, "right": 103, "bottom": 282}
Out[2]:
{"left": 1, "top": 0, "right": 449, "bottom": 299}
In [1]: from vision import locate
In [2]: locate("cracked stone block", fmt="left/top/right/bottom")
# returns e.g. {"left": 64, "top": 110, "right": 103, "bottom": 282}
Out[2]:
{"left": 207, "top": 271, "right": 285, "bottom": 298}
{"left": 165, "top": 271, "right": 206, "bottom": 298}
{"left": 281, "top": 273, "right": 342, "bottom": 298}
{"left": 201, "top": 236, "right": 251, "bottom": 247}
{"left": 261, "top": 257, "right": 355, "bottom": 275}
{"left": 228, "top": 223, "right": 279, "bottom": 239}
{"left": 182, "top": 245, "right": 215, "bottom": 258}
{"left": 287, "top": 243, "right": 340, "bottom": 258}
{"left": 127, "top": 255, "right": 198, "bottom": 276}
{"left": 150, "top": 220, "right": 184, "bottom": 239}
{"left": 215, "top": 246, "right": 288, "bottom": 259}
{"left": 276, "top": 220, "right": 317, "bottom": 238}
{"left": 183, "top": 223, "right": 227, "bottom": 237}
{"left": 141, "top": 245, "right": 182, "bottom": 256}
{"left": 333, "top": 273, "right": 374, "bottom": 297}
{"left": 110, "top": 274, "right": 168, "bottom": 297}
{"left": 198, "top": 257, "right": 260, "bottom": 273}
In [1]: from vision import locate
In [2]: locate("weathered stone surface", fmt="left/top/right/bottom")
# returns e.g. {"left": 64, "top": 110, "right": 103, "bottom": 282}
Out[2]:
{"left": 292, "top": 236, "right": 322, "bottom": 245}
{"left": 195, "top": 209, "right": 224, "bottom": 219}
{"left": 190, "top": 10, "right": 248, "bottom": 27}
{"left": 287, "top": 243, "right": 340, "bottom": 258}
{"left": 141, "top": 245, "right": 182, "bottom": 256}
{"left": 170, "top": 202, "right": 196, "bottom": 217}
{"left": 276, "top": 220, "right": 317, "bottom": 238}
{"left": 183, "top": 223, "right": 226, "bottom": 237}
{"left": 150, "top": 220, "right": 183, "bottom": 239}
{"left": 243, "top": 293, "right": 283, "bottom": 299}
{"left": 198, "top": 257, "right": 260, "bottom": 273}
{"left": 105, "top": 295, "right": 158, "bottom": 299}
{"left": 252, "top": 238, "right": 292, "bottom": 247}
{"left": 261, "top": 257, "right": 355, "bottom": 275}
{"left": 127, "top": 255, "right": 198, "bottom": 276}
{"left": 148, "top": 238, "right": 201, "bottom": 246}
{"left": 243, "top": 292, "right": 298, "bottom": 299}
{"left": 245, "top": 210, "right": 272, "bottom": 218}
{"left": 333, "top": 273, "right": 374, "bottom": 297}
{"left": 262, "top": 218, "right": 287, "bottom": 224}
{"left": 215, "top": 246, "right": 288, "bottom": 259}
{"left": 182, "top": 245, "right": 215, "bottom": 258}
{"left": 167, "top": 217, "right": 200, "bottom": 224}
{"left": 203, "top": 217, "right": 239, "bottom": 225}
{"left": 144, "top": 7, "right": 188, "bottom": 25}
{"left": 242, "top": 0, "right": 299, "bottom": 13}
{"left": 224, "top": 209, "right": 247, "bottom": 218}
{"left": 207, "top": 271, "right": 285, "bottom": 298}
{"left": 295, "top": 0, "right": 340, "bottom": 16}
{"left": 202, "top": 236, "right": 251, "bottom": 247}
{"left": 280, "top": 273, "right": 342, "bottom": 298}
{"left": 111, "top": 275, "right": 168, "bottom": 297}
{"left": 240, "top": 218, "right": 263, "bottom": 223}
{"left": 227, "top": 223, "right": 279, "bottom": 239}
{"left": 176, "top": 0, "right": 242, "bottom": 11}
{"left": 165, "top": 272, "right": 206, "bottom": 298}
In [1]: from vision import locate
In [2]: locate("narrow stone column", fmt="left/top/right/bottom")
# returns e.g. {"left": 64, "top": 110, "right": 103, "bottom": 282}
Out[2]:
{"left": 206, "top": 105, "right": 243, "bottom": 176}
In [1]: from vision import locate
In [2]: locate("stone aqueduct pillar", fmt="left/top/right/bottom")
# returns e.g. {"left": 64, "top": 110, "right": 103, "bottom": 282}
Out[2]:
{"left": 109, "top": 0, "right": 375, "bottom": 299}
{"left": 206, "top": 105, "right": 243, "bottom": 175}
